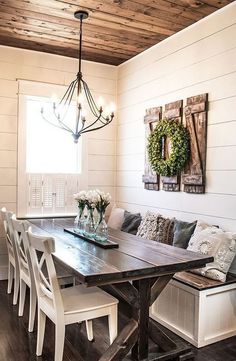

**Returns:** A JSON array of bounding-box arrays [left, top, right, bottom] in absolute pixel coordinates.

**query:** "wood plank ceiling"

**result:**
[[0, 0, 234, 66]]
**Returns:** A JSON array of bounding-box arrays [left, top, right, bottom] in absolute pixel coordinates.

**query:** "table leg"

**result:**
[[99, 276, 193, 361], [131, 279, 151, 361]]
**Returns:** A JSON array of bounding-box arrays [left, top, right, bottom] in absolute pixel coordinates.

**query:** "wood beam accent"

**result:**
[[132, 279, 150, 360], [106, 282, 139, 308], [99, 319, 138, 361], [149, 318, 177, 352], [150, 274, 174, 306]]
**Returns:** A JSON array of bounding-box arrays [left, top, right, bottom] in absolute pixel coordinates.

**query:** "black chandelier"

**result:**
[[41, 10, 115, 143]]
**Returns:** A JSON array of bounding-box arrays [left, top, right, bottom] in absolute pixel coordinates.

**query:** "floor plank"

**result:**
[[0, 280, 235, 361]]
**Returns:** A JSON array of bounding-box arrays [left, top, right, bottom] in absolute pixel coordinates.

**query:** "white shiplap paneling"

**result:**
[[116, 2, 236, 235], [0, 45, 117, 279]]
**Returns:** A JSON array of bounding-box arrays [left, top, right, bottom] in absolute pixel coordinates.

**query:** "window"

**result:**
[[26, 96, 81, 174], [18, 81, 88, 217]]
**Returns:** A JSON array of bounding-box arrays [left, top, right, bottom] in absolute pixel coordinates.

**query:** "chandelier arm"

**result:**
[[59, 79, 77, 105], [55, 81, 78, 127], [83, 82, 113, 123], [41, 113, 72, 133], [80, 120, 113, 135], [52, 106, 74, 133], [82, 81, 100, 117], [81, 114, 103, 132], [75, 104, 82, 135], [83, 81, 99, 112], [58, 117, 74, 133], [62, 79, 78, 107]]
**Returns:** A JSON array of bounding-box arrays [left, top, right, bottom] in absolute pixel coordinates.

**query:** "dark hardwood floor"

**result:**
[[0, 280, 235, 361]]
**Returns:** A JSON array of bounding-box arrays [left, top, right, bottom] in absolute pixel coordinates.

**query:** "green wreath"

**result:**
[[147, 118, 190, 177]]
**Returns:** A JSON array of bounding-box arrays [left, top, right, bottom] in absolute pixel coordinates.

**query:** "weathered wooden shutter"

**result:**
[[182, 94, 208, 193], [161, 100, 183, 192], [142, 107, 162, 190]]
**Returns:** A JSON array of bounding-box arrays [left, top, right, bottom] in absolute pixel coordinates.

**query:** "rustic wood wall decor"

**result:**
[[161, 100, 183, 192], [142, 93, 208, 194], [182, 93, 208, 194], [142, 107, 162, 191]]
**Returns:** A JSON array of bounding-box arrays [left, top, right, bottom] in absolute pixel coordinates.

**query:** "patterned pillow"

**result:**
[[156, 215, 174, 245], [136, 211, 159, 240], [193, 220, 218, 235], [187, 228, 236, 282], [136, 211, 174, 244]]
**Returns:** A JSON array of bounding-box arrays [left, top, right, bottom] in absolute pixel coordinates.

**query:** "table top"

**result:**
[[28, 217, 213, 287]]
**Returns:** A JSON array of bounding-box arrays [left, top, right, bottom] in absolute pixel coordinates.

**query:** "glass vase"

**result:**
[[84, 207, 96, 239], [95, 211, 108, 242], [74, 205, 86, 235]]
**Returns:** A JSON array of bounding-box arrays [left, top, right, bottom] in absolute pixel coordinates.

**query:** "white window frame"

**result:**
[[17, 80, 88, 218]]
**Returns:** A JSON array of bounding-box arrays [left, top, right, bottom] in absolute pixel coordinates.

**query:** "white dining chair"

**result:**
[[27, 227, 118, 361], [11, 217, 37, 332], [0, 207, 20, 305], [10, 217, 77, 333]]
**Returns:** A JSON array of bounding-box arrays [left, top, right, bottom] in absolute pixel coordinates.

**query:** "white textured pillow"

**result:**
[[193, 220, 217, 235], [136, 211, 159, 240], [187, 228, 236, 282], [107, 207, 125, 230]]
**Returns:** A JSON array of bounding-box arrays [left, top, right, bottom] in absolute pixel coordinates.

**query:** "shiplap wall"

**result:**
[[0, 46, 117, 279], [116, 3, 236, 234]]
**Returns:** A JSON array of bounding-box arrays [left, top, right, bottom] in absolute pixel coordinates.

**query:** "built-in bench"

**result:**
[[150, 271, 236, 348]]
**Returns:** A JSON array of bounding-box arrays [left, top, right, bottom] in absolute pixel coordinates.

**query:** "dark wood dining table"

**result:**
[[28, 217, 213, 361]]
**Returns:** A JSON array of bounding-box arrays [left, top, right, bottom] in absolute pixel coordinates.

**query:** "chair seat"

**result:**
[[40, 284, 118, 315], [62, 285, 118, 315]]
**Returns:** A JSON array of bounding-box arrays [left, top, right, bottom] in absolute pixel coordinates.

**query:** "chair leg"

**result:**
[[85, 320, 93, 341], [13, 268, 20, 305], [7, 262, 14, 294], [108, 305, 118, 344], [55, 322, 65, 361], [36, 308, 46, 356], [28, 286, 37, 332], [18, 279, 26, 316]]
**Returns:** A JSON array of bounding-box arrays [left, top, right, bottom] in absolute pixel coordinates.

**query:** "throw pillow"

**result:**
[[136, 211, 159, 240], [136, 211, 174, 244], [187, 228, 236, 282], [107, 206, 125, 230], [121, 210, 142, 235], [173, 219, 197, 248], [193, 220, 218, 235], [156, 215, 175, 245]]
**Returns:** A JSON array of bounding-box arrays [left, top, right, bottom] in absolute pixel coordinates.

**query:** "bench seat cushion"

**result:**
[[174, 271, 236, 291]]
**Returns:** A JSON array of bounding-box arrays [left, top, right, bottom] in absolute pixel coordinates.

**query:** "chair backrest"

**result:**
[[11, 218, 34, 284], [0, 207, 17, 262], [27, 227, 64, 314]]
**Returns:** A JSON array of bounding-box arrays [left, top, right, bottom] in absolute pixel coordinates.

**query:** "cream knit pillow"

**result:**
[[187, 227, 236, 282]]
